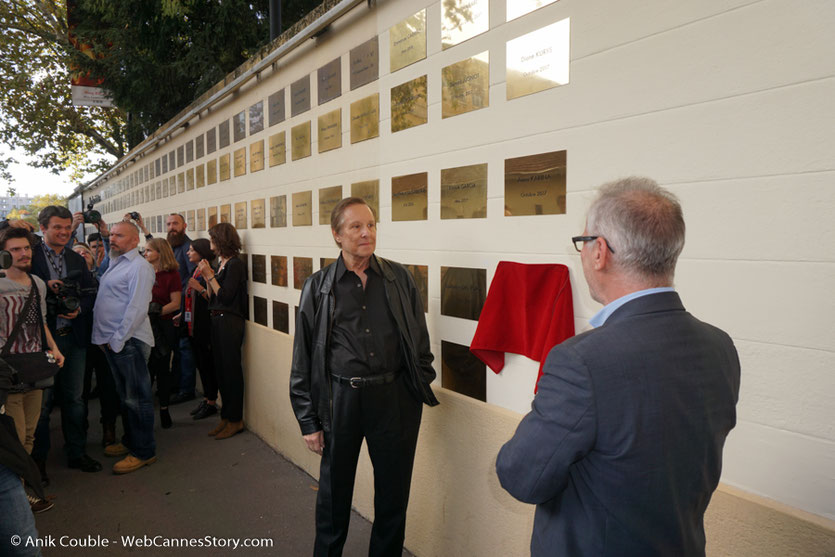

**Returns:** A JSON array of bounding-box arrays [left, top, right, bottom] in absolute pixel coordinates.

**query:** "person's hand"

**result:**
[[58, 308, 80, 320], [135, 213, 146, 231], [197, 260, 213, 279], [303, 431, 324, 455], [172, 313, 181, 326], [72, 212, 84, 231], [47, 279, 64, 293], [95, 218, 109, 238], [187, 277, 203, 291], [48, 349, 65, 368]]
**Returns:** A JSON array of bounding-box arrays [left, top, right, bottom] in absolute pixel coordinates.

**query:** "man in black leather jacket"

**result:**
[[290, 197, 438, 557]]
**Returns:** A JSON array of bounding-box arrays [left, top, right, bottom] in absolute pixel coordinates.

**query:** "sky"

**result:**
[[2, 146, 100, 199]]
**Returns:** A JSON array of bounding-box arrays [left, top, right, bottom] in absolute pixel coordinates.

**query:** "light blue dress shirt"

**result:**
[[589, 287, 676, 328], [91, 248, 155, 353]]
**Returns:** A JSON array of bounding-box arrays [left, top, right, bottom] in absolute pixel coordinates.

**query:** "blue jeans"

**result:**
[[104, 339, 155, 460], [173, 336, 197, 397], [0, 464, 41, 557], [31, 334, 88, 462]]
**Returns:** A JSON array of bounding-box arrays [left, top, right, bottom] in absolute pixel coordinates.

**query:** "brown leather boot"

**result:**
[[214, 421, 244, 440], [208, 419, 228, 436]]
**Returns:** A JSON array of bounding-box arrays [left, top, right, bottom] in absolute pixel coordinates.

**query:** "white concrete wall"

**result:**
[[88, 0, 835, 548]]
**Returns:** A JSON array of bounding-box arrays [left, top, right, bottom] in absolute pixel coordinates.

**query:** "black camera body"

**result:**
[[83, 201, 101, 224], [46, 270, 96, 317], [129, 211, 141, 221]]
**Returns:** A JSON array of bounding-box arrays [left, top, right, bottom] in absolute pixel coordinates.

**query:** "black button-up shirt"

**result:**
[[328, 256, 402, 377]]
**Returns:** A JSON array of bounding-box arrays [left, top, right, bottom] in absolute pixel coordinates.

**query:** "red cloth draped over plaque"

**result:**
[[470, 262, 575, 392]]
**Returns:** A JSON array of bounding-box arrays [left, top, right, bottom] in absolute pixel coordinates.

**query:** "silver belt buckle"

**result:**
[[349, 377, 363, 389]]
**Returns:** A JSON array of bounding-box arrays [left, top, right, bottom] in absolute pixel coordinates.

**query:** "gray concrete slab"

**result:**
[[32, 398, 413, 556]]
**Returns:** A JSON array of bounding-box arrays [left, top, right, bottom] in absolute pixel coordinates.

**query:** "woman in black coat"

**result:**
[[184, 239, 218, 420]]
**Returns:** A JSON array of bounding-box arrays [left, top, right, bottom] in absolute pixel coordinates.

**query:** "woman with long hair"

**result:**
[[184, 239, 218, 420], [198, 223, 247, 440], [144, 238, 181, 429]]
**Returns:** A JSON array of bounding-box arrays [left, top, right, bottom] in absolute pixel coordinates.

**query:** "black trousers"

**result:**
[[314, 374, 422, 557], [210, 313, 244, 422], [148, 318, 177, 407], [190, 325, 217, 401]]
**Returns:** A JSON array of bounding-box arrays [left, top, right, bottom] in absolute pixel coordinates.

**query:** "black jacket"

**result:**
[[290, 255, 438, 435]]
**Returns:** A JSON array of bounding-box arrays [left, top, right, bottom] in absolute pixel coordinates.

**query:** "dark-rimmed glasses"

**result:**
[[572, 236, 615, 253]]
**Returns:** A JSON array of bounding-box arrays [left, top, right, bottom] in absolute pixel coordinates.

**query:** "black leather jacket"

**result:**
[[290, 255, 439, 435]]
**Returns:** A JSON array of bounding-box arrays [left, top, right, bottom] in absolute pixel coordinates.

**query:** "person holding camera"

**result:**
[[144, 238, 181, 429], [30, 206, 101, 479]]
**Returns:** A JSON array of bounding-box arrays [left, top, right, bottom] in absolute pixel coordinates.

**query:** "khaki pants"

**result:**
[[4, 390, 44, 454]]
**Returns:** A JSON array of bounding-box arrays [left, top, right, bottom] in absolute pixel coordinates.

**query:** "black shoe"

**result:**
[[68, 454, 103, 473], [34, 458, 49, 487], [190, 400, 207, 416], [193, 403, 218, 420], [160, 408, 172, 429], [102, 423, 116, 447], [169, 392, 196, 405]]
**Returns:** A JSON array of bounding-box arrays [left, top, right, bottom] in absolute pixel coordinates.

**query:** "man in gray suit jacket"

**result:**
[[497, 177, 740, 557]]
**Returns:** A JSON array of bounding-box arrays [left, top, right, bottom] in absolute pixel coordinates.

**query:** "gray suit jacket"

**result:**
[[497, 292, 740, 557]]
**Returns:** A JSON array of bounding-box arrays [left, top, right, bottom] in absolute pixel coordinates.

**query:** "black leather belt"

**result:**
[[55, 327, 72, 336], [331, 371, 397, 389]]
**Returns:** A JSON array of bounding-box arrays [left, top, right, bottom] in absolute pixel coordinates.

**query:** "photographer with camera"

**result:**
[[30, 206, 102, 480]]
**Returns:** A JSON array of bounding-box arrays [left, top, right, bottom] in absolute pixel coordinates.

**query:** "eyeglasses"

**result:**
[[572, 236, 616, 253]]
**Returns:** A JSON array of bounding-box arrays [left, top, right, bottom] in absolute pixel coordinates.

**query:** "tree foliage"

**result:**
[[7, 193, 67, 227]]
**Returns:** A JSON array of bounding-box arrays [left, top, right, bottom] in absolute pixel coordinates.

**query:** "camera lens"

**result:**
[[84, 209, 101, 224]]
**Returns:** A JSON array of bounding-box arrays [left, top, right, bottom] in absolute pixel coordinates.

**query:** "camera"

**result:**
[[46, 270, 97, 317], [0, 248, 11, 278], [148, 301, 163, 316], [129, 211, 141, 221], [83, 201, 101, 224]]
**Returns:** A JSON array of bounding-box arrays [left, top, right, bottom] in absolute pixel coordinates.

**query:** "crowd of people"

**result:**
[[0, 206, 248, 524]]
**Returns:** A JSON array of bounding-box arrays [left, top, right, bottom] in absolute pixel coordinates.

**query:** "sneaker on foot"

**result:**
[[27, 493, 54, 514]]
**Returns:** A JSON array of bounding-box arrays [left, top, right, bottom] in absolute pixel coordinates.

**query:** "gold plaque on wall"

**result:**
[[504, 150, 566, 216], [208, 206, 218, 227], [292, 191, 312, 226], [318, 109, 342, 153], [219, 154, 231, 181], [269, 132, 286, 167], [162, 180, 169, 198], [177, 172, 185, 193], [404, 264, 429, 312], [350, 36, 378, 90], [251, 198, 266, 228], [220, 204, 231, 223], [392, 172, 428, 221], [250, 140, 265, 172], [293, 257, 313, 290], [270, 195, 287, 228], [320, 257, 337, 268], [273, 301, 289, 333], [291, 121, 311, 160], [442, 52, 490, 118], [317, 57, 342, 105], [234, 201, 247, 229], [508, 0, 558, 21], [507, 19, 570, 100], [290, 75, 311, 117], [196, 164, 205, 188], [234, 148, 246, 177], [442, 340, 486, 402], [391, 75, 428, 133], [251, 254, 267, 283], [441, 163, 488, 219], [318, 185, 343, 225], [186, 209, 195, 230], [351, 180, 379, 218], [169, 177, 177, 196], [270, 255, 288, 287], [186, 168, 194, 190], [197, 207, 206, 231], [350, 94, 379, 144], [441, 266, 487, 321], [441, 0, 489, 50], [389, 9, 426, 72], [206, 159, 218, 185]]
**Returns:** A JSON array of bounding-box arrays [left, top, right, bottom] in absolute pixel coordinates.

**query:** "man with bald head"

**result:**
[[92, 220, 157, 474]]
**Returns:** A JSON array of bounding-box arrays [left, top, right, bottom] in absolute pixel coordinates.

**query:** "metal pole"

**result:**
[[270, 0, 282, 41]]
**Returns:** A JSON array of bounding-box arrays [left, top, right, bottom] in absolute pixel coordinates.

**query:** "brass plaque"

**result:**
[[249, 101, 264, 135], [177, 145, 184, 167], [268, 89, 285, 126], [156, 215, 162, 231], [234, 201, 247, 229], [220, 204, 231, 224], [441, 266, 486, 321], [318, 185, 343, 225], [317, 57, 342, 105], [206, 159, 218, 185], [350, 36, 378, 90], [206, 128, 217, 154], [168, 152, 175, 171], [149, 183, 155, 201], [442, 52, 490, 118], [290, 75, 310, 117], [507, 0, 558, 21], [441, 163, 488, 219], [250, 140, 265, 173], [253, 296, 268, 326], [251, 254, 267, 284], [197, 207, 206, 231], [392, 172, 428, 221], [156, 182, 162, 199], [155, 158, 161, 176], [186, 168, 194, 190], [507, 19, 570, 100], [441, 0, 489, 50], [219, 154, 231, 181], [391, 75, 428, 132], [293, 257, 313, 290], [234, 148, 247, 177], [318, 109, 342, 153], [270, 255, 288, 287], [269, 131, 286, 167], [389, 9, 426, 72], [320, 257, 337, 269], [186, 140, 194, 163], [186, 209, 195, 230], [272, 301, 289, 334], [351, 180, 379, 218], [195, 135, 204, 159], [350, 94, 379, 144], [177, 172, 185, 193], [233, 110, 246, 143], [218, 120, 230, 149], [442, 340, 486, 402], [291, 121, 311, 160], [196, 164, 205, 188], [251, 198, 266, 229], [292, 191, 312, 226], [404, 264, 429, 312], [505, 150, 566, 216], [270, 195, 287, 228], [208, 206, 218, 227]]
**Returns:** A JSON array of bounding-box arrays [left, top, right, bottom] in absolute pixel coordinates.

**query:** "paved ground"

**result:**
[[31, 398, 412, 556]]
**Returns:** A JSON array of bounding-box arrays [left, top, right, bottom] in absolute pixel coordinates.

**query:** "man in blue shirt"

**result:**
[[92, 220, 157, 474]]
